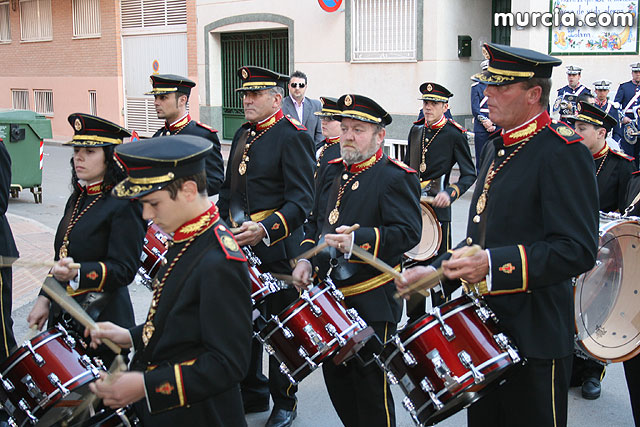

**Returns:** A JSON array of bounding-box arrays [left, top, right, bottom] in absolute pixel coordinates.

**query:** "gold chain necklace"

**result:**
[[595, 151, 608, 176], [420, 124, 445, 173], [59, 191, 104, 259], [238, 117, 283, 175], [328, 155, 382, 225]]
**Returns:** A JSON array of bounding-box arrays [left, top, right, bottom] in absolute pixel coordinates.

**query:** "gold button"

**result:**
[[473, 215, 481, 223], [251, 131, 256, 136], [466, 237, 473, 245], [497, 149, 505, 157], [342, 174, 349, 180]]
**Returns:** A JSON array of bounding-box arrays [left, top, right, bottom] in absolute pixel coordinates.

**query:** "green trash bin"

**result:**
[[0, 109, 52, 203]]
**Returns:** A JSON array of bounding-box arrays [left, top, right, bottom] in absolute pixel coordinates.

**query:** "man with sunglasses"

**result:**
[[282, 70, 323, 148]]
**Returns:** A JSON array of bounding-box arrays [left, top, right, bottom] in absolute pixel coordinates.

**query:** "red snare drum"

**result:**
[[0, 325, 105, 427], [243, 247, 287, 305], [376, 294, 521, 426], [137, 223, 170, 288], [257, 280, 374, 385]]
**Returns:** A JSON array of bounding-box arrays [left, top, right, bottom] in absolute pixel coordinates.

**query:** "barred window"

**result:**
[[20, 0, 52, 42], [351, 0, 417, 62], [11, 89, 30, 110], [0, 2, 10, 42], [73, 0, 101, 38], [121, 0, 186, 29], [34, 89, 53, 116], [89, 90, 97, 115]]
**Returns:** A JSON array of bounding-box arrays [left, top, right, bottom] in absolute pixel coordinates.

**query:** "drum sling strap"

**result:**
[[132, 238, 216, 368], [229, 129, 251, 227], [408, 125, 423, 171]]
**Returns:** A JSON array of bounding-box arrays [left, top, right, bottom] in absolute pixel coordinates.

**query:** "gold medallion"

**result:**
[[142, 321, 155, 346], [59, 240, 69, 259], [328, 208, 340, 225], [238, 161, 247, 175], [351, 181, 359, 191], [476, 192, 487, 215], [420, 163, 427, 173]]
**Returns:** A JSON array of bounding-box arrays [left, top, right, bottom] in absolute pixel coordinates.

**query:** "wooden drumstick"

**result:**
[[293, 224, 361, 264], [350, 245, 404, 281], [230, 224, 260, 234], [271, 273, 295, 285], [0, 255, 81, 269], [395, 245, 482, 299], [41, 277, 121, 354], [420, 196, 436, 204], [21, 324, 40, 343]]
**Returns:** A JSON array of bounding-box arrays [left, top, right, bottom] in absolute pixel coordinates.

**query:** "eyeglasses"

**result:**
[[290, 83, 306, 88]]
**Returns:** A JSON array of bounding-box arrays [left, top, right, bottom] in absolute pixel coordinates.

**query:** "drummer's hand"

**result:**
[[89, 371, 145, 409], [84, 322, 132, 350], [234, 221, 266, 247], [395, 266, 436, 300], [292, 260, 313, 291], [442, 247, 489, 283], [432, 191, 451, 208], [27, 296, 50, 330], [623, 116, 632, 124], [52, 257, 79, 282], [325, 226, 354, 254]]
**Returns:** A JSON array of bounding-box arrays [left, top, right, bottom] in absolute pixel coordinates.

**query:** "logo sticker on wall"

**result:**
[[152, 60, 160, 74], [318, 0, 342, 12]]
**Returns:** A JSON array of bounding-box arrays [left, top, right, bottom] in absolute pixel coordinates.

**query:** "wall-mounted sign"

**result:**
[[152, 60, 160, 73], [318, 0, 342, 13]]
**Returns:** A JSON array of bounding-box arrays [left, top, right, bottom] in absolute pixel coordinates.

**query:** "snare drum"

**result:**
[[70, 406, 139, 427], [376, 294, 521, 426], [0, 325, 105, 427], [405, 200, 442, 261], [574, 213, 640, 363], [137, 223, 170, 289], [243, 246, 287, 305], [257, 279, 374, 385]]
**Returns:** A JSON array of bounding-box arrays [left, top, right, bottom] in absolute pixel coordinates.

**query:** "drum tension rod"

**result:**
[[432, 307, 455, 341]]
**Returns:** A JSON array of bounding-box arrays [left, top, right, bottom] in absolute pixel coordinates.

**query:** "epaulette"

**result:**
[[195, 121, 218, 133], [388, 157, 417, 173], [611, 149, 635, 161], [213, 223, 246, 262], [328, 157, 343, 164], [413, 117, 425, 125], [285, 115, 308, 131], [448, 118, 467, 133], [548, 121, 583, 144]]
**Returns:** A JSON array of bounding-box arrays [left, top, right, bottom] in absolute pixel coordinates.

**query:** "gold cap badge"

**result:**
[[344, 95, 353, 107], [426, 84, 433, 92], [241, 68, 249, 79], [74, 118, 82, 132], [482, 46, 490, 59]]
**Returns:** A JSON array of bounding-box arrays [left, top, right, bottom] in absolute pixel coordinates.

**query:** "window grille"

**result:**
[[73, 0, 101, 38], [11, 90, 30, 110], [20, 0, 52, 42], [121, 0, 186, 29], [89, 90, 97, 115], [34, 89, 54, 116], [0, 2, 10, 42]]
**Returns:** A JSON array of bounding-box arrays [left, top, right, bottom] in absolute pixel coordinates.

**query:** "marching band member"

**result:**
[[27, 113, 145, 366], [87, 135, 252, 425], [292, 94, 421, 427], [398, 44, 599, 427], [217, 66, 315, 427], [614, 63, 640, 167]]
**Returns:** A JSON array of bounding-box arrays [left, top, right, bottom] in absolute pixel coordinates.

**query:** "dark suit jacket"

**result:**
[[282, 95, 323, 147], [0, 140, 17, 258]]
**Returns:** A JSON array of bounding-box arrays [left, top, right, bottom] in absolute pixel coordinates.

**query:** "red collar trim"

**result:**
[[173, 203, 220, 243], [167, 114, 191, 132], [501, 111, 551, 147], [595, 99, 608, 108], [256, 109, 284, 131], [429, 115, 447, 129], [593, 144, 609, 159], [345, 148, 383, 173], [86, 182, 103, 195], [326, 136, 340, 145]]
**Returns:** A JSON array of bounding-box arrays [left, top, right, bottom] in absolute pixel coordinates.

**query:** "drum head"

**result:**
[[405, 201, 442, 261], [575, 220, 640, 362]]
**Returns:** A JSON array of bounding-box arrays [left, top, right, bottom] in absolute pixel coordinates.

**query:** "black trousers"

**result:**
[[570, 354, 605, 386], [322, 321, 396, 427], [406, 221, 451, 324], [624, 353, 640, 426], [241, 258, 299, 411], [0, 267, 15, 363], [468, 355, 572, 427]]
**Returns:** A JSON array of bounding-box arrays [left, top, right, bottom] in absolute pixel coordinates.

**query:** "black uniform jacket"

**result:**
[[436, 112, 599, 359], [154, 114, 224, 197], [404, 116, 476, 222], [51, 182, 145, 327], [626, 170, 640, 216], [0, 140, 17, 258], [593, 144, 635, 213], [218, 109, 316, 265], [300, 148, 422, 324], [130, 205, 252, 426]]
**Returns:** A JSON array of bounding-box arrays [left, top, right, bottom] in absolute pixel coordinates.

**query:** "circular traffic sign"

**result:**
[[318, 0, 342, 12]]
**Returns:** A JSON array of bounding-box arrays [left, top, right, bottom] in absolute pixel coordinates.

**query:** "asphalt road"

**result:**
[[6, 143, 637, 427]]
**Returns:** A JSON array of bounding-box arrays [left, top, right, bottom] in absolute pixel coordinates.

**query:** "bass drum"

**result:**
[[405, 200, 442, 261], [574, 213, 640, 363]]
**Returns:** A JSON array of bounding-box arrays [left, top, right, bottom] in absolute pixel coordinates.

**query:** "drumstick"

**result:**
[[41, 276, 121, 354], [351, 245, 404, 281], [395, 245, 482, 299], [420, 196, 436, 204], [271, 273, 295, 285], [0, 256, 81, 269], [230, 224, 259, 234], [21, 324, 39, 343], [294, 224, 361, 263]]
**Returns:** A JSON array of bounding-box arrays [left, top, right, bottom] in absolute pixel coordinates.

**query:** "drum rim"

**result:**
[[405, 200, 442, 261], [1, 330, 63, 375]]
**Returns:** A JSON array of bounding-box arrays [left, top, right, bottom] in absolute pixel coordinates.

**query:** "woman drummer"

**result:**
[[27, 113, 145, 365]]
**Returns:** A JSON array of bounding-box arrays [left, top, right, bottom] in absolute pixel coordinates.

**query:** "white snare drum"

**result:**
[[405, 200, 442, 261], [574, 212, 640, 363]]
